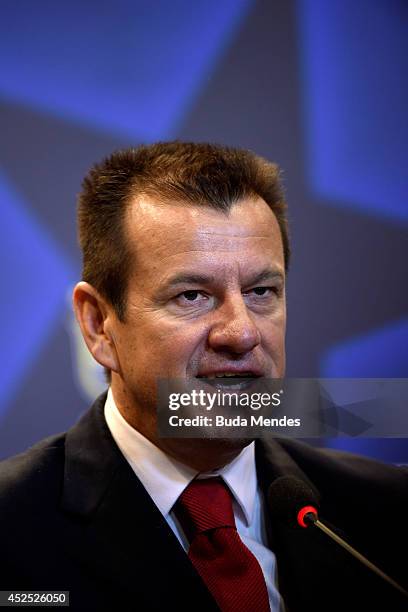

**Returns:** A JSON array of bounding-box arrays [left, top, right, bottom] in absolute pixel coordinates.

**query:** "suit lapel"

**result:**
[[61, 395, 218, 611]]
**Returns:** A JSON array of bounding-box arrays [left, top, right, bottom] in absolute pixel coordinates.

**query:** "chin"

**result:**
[[207, 437, 254, 450]]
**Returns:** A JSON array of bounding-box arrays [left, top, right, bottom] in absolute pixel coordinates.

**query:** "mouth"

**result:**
[[195, 372, 262, 390]]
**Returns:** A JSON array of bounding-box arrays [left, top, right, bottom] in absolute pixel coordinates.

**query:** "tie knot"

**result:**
[[176, 477, 235, 539]]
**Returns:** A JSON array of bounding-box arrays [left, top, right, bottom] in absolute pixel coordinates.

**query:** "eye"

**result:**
[[245, 286, 276, 298], [252, 287, 271, 296], [181, 290, 202, 301], [175, 290, 210, 305]]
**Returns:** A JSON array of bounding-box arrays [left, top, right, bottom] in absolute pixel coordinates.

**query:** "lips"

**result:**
[[196, 367, 263, 379], [194, 368, 264, 392], [197, 372, 260, 379]]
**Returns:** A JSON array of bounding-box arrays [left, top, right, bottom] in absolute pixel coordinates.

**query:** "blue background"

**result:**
[[1, 0, 407, 462]]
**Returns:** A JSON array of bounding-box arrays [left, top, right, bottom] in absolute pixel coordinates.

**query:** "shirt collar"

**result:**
[[104, 388, 257, 525]]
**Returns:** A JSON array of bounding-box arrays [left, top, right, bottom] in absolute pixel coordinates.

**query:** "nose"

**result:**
[[207, 296, 261, 355]]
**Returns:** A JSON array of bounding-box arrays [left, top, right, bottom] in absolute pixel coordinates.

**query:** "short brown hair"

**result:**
[[78, 141, 290, 320]]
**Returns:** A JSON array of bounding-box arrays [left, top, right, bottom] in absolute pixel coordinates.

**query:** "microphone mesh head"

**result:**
[[267, 476, 319, 527]]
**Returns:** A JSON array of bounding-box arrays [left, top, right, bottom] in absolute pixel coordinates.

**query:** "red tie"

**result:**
[[176, 477, 270, 612]]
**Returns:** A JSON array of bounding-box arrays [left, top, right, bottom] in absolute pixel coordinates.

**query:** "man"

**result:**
[[0, 142, 406, 611]]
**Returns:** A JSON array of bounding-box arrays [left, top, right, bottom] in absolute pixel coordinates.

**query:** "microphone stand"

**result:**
[[304, 512, 408, 599]]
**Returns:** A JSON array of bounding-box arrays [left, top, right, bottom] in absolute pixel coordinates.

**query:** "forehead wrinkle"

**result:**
[[144, 246, 283, 275], [196, 228, 277, 238], [149, 234, 281, 262]]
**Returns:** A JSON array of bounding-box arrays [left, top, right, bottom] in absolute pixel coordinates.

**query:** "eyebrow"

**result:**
[[247, 269, 285, 285], [163, 269, 284, 290], [164, 273, 216, 288]]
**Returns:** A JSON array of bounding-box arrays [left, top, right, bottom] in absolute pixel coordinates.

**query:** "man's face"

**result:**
[[110, 195, 286, 439]]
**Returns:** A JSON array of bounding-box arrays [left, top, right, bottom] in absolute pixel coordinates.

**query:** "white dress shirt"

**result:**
[[104, 388, 283, 611]]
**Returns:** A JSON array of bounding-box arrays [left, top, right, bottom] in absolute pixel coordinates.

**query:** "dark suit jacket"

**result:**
[[0, 394, 407, 611]]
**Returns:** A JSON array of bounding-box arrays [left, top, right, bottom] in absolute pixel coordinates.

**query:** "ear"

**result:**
[[72, 282, 120, 373]]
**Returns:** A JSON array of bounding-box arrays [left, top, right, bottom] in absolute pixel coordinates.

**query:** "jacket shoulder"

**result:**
[[0, 434, 66, 511], [275, 437, 408, 505]]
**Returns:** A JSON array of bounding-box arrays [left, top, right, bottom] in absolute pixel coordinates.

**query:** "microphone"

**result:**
[[268, 475, 407, 599]]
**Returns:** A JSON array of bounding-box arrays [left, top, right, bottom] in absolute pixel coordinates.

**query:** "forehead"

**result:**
[[125, 195, 284, 279]]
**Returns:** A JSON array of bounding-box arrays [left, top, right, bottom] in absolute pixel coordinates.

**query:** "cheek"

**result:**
[[260, 313, 286, 345], [167, 322, 208, 355], [146, 320, 210, 368]]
